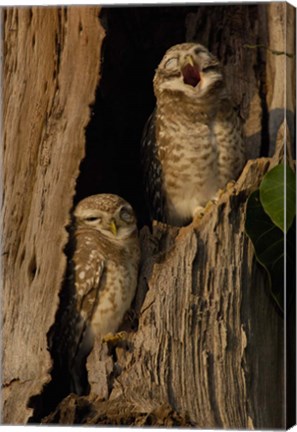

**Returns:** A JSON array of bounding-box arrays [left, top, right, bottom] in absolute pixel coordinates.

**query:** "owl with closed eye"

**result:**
[[141, 43, 245, 226], [54, 194, 140, 395]]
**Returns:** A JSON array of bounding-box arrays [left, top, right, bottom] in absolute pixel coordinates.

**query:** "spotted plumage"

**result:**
[[141, 42, 245, 226], [58, 194, 140, 395]]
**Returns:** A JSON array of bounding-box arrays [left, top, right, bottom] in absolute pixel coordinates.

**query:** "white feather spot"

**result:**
[[79, 271, 85, 280]]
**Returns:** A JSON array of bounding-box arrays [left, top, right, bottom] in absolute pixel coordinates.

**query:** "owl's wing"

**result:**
[[68, 234, 106, 392], [73, 232, 106, 324], [48, 230, 106, 395], [141, 109, 167, 223]]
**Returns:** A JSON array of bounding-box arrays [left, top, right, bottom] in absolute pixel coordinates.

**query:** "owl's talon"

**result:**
[[213, 181, 236, 202], [226, 179, 236, 191], [102, 331, 127, 344], [205, 199, 216, 212], [193, 207, 205, 222]]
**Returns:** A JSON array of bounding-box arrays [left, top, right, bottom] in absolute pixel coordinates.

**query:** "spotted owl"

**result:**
[[141, 43, 245, 226], [56, 194, 140, 395]]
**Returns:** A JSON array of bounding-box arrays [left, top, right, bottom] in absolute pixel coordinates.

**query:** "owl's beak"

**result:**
[[110, 219, 117, 236], [183, 54, 194, 67]]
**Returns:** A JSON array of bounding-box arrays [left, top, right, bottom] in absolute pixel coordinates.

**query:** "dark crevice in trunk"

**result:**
[[257, 42, 270, 157]]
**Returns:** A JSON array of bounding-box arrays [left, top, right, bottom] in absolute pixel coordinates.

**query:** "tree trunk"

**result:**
[[2, 6, 104, 423], [85, 153, 285, 429], [2, 3, 295, 427]]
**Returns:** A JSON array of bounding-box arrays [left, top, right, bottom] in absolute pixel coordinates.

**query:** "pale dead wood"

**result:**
[[2, 6, 104, 423], [266, 2, 295, 156]]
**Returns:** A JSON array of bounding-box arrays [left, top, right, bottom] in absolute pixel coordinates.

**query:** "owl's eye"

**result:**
[[85, 216, 101, 223], [119, 206, 133, 223], [164, 57, 178, 70], [202, 64, 218, 73]]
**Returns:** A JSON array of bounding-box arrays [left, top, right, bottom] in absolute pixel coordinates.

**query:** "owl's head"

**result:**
[[154, 43, 224, 101], [74, 194, 137, 241]]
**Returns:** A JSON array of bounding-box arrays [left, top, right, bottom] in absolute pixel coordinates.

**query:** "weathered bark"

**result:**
[[266, 2, 296, 158], [2, 6, 104, 423], [2, 2, 295, 428]]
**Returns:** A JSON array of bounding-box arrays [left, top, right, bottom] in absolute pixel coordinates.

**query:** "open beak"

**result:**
[[181, 55, 201, 87], [110, 219, 117, 236]]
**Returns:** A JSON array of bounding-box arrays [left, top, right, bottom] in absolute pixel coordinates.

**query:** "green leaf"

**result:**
[[245, 190, 284, 311], [286, 218, 296, 309], [259, 163, 296, 233]]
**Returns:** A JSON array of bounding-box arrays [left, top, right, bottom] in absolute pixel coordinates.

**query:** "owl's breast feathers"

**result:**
[[156, 98, 244, 223]]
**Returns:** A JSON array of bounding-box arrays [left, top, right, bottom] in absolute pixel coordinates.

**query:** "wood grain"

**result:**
[[2, 6, 104, 423]]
